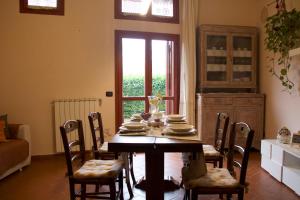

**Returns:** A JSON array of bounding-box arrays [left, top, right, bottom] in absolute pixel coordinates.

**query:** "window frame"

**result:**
[[20, 0, 64, 16], [114, 0, 179, 24], [115, 30, 180, 129]]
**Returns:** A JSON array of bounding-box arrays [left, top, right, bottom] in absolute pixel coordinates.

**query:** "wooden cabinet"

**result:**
[[196, 93, 264, 149], [197, 25, 258, 92]]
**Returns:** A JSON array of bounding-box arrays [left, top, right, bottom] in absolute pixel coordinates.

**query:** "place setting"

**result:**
[[165, 114, 187, 124], [118, 121, 149, 136], [162, 124, 196, 136]]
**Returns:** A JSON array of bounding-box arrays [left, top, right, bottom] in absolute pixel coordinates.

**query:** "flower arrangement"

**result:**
[[148, 92, 163, 114]]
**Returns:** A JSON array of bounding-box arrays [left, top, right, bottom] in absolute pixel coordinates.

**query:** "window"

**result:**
[[20, 0, 64, 15], [115, 0, 179, 23], [115, 30, 180, 128]]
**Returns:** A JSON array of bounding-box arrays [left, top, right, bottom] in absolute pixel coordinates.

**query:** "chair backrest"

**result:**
[[88, 112, 104, 159], [214, 112, 229, 155], [60, 120, 86, 176], [227, 122, 254, 185]]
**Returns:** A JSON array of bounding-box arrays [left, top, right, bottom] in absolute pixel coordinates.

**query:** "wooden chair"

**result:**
[[88, 112, 134, 198], [203, 112, 229, 168], [183, 122, 254, 200], [60, 120, 124, 200]]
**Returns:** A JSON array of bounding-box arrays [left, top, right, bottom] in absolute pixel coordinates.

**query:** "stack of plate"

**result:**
[[164, 124, 196, 136], [119, 122, 148, 136], [130, 114, 143, 122], [166, 114, 187, 124]]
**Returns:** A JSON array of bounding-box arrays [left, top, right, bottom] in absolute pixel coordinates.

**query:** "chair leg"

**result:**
[[191, 190, 197, 200], [129, 153, 137, 185], [238, 191, 244, 200], [69, 181, 75, 200], [125, 168, 134, 198], [213, 161, 217, 168], [109, 182, 116, 200], [81, 183, 86, 200], [219, 157, 223, 168], [184, 189, 190, 200], [226, 194, 232, 200], [95, 184, 100, 192], [119, 171, 124, 200]]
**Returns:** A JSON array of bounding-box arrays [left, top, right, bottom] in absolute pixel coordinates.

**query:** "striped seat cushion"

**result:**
[[74, 159, 124, 179], [184, 168, 239, 189], [203, 144, 220, 157], [99, 142, 108, 152]]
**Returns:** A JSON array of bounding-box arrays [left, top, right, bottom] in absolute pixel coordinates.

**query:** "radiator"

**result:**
[[53, 98, 100, 153]]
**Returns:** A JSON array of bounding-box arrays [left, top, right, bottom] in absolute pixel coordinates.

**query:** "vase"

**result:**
[[148, 96, 159, 114]]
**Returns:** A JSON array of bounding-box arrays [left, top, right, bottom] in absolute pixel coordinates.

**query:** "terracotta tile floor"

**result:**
[[0, 152, 299, 200]]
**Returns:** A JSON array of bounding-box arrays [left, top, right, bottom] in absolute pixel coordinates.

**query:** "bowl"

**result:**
[[122, 122, 146, 130], [167, 124, 194, 132], [132, 113, 142, 120], [167, 114, 185, 121]]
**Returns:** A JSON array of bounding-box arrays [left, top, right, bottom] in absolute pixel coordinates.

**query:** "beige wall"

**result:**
[[1, 0, 300, 155], [0, 0, 179, 155], [257, 0, 300, 138]]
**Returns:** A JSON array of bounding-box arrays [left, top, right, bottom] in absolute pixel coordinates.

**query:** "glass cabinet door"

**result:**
[[232, 36, 253, 83], [205, 34, 228, 83]]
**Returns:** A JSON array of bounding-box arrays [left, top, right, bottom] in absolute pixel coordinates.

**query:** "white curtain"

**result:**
[[179, 0, 199, 125]]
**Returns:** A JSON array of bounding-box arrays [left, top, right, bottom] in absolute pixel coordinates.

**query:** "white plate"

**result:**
[[119, 126, 148, 132], [119, 132, 147, 136], [122, 122, 146, 130], [166, 118, 186, 122], [164, 128, 197, 136], [167, 124, 194, 132], [167, 114, 185, 120]]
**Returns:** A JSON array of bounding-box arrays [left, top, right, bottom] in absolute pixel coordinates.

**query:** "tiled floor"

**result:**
[[0, 152, 299, 200]]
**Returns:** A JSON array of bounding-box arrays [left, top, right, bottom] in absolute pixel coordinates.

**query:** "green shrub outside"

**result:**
[[123, 75, 166, 119]]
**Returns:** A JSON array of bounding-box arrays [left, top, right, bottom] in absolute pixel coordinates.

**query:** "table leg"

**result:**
[[145, 151, 164, 200]]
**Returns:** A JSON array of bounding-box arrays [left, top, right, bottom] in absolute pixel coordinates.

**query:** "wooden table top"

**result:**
[[108, 134, 203, 153]]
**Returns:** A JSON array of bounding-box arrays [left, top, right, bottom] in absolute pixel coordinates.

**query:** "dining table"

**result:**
[[108, 129, 203, 200]]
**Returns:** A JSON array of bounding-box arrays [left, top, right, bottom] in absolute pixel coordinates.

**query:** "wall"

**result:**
[[257, 0, 300, 138], [198, 0, 260, 26], [0, 0, 179, 155]]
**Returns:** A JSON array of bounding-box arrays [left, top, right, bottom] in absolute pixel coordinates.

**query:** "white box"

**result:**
[[282, 166, 300, 195], [261, 155, 282, 181]]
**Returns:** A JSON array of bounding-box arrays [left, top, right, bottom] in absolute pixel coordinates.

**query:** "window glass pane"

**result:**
[[123, 101, 145, 121], [152, 40, 174, 97], [232, 36, 252, 82], [206, 35, 227, 81], [122, 38, 145, 97], [152, 0, 173, 17], [159, 100, 174, 114], [122, 0, 151, 15], [152, 40, 167, 96], [28, 0, 57, 8]]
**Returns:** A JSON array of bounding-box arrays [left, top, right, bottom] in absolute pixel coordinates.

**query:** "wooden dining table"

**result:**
[[108, 134, 203, 200]]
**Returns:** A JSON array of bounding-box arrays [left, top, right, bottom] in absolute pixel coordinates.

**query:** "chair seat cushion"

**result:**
[[203, 145, 220, 157], [99, 142, 108, 152], [184, 168, 239, 189], [74, 159, 124, 179]]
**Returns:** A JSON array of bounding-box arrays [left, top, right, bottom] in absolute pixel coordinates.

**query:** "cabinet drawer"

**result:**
[[282, 166, 300, 195], [271, 144, 284, 165], [261, 155, 282, 181], [203, 97, 232, 105], [233, 98, 263, 106], [261, 140, 271, 158]]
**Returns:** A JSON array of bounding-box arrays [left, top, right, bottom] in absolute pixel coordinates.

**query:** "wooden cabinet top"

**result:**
[[196, 93, 265, 98]]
